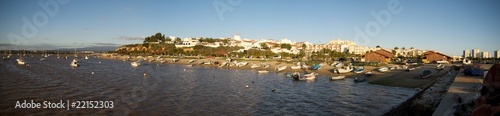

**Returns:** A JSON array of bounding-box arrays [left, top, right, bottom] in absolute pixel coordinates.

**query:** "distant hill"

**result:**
[[55, 46, 118, 52]]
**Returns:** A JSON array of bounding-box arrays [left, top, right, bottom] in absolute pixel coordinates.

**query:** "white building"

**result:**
[[463, 50, 471, 58], [233, 34, 241, 41], [482, 52, 490, 58], [472, 48, 480, 58], [175, 37, 200, 48]]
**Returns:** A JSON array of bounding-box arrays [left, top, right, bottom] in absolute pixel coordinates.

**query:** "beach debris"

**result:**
[[246, 85, 249, 88], [272, 88, 276, 92]]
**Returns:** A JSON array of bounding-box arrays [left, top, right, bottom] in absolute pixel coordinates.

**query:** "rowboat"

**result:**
[[290, 65, 302, 70], [365, 71, 373, 76], [131, 61, 140, 67], [292, 72, 317, 81], [219, 62, 228, 67], [264, 64, 270, 69], [187, 59, 196, 64], [171, 58, 179, 62], [436, 64, 445, 70], [275, 66, 287, 72], [330, 76, 345, 81], [335, 66, 353, 74], [251, 64, 260, 68], [258, 70, 269, 74], [420, 70, 432, 79], [378, 67, 389, 72], [353, 67, 364, 73]]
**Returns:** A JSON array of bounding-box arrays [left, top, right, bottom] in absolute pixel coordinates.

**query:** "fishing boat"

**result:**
[[264, 64, 270, 69], [311, 64, 321, 70], [171, 58, 179, 62], [290, 65, 302, 70], [251, 64, 260, 68], [437, 64, 445, 70], [85, 56, 89, 60], [335, 66, 353, 74], [420, 70, 432, 79], [353, 66, 365, 73], [188, 59, 196, 64], [378, 67, 389, 72], [237, 62, 248, 67], [292, 72, 317, 81], [332, 62, 343, 68], [354, 77, 366, 82], [365, 71, 373, 77], [275, 66, 287, 72], [70, 59, 79, 67], [258, 70, 269, 74], [186, 64, 193, 67], [406, 67, 415, 72], [219, 62, 228, 67], [131, 61, 140, 67], [330, 76, 345, 81]]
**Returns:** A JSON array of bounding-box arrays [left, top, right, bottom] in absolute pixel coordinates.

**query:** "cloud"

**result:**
[[115, 36, 145, 41]]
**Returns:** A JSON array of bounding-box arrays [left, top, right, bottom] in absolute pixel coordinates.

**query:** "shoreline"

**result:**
[[98, 54, 452, 89]]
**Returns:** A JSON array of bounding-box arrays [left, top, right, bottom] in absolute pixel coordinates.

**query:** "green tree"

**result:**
[[376, 45, 381, 49], [175, 37, 182, 43], [280, 44, 292, 50], [260, 43, 269, 49]]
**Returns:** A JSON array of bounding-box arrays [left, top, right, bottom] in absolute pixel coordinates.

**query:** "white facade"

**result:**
[[463, 50, 471, 58], [472, 48, 480, 58], [482, 52, 490, 58]]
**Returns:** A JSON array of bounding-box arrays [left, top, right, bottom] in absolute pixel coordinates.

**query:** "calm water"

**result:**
[[0, 55, 416, 115]]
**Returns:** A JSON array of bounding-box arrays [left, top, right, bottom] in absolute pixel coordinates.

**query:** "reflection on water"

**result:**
[[0, 55, 416, 115]]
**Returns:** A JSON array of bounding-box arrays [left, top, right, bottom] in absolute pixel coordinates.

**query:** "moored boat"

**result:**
[[70, 59, 79, 67], [275, 66, 287, 72], [330, 76, 345, 81], [420, 70, 432, 79], [436, 64, 445, 70], [365, 71, 373, 76], [290, 65, 302, 70], [353, 66, 364, 73], [335, 66, 353, 74], [378, 67, 389, 72], [258, 70, 269, 74], [251, 64, 260, 68], [131, 61, 140, 67]]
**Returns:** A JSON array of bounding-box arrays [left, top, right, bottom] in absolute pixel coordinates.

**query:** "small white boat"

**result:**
[[237, 62, 248, 67], [292, 72, 317, 80], [17, 58, 26, 65], [365, 71, 373, 76], [188, 59, 196, 64], [290, 65, 302, 70], [251, 64, 260, 68], [186, 64, 193, 67], [275, 66, 287, 72], [463, 58, 472, 65], [171, 59, 179, 62], [335, 66, 353, 74], [258, 70, 269, 74], [378, 67, 389, 72], [406, 67, 415, 71], [131, 61, 141, 67], [39, 58, 45, 61], [330, 76, 345, 80], [436, 64, 445, 70], [264, 64, 270, 69], [219, 62, 228, 67], [70, 59, 79, 67], [85, 56, 89, 60]]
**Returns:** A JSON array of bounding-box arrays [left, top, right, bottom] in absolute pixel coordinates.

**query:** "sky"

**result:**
[[0, 0, 499, 56]]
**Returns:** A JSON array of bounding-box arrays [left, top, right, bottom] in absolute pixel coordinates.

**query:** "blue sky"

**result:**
[[1, 0, 499, 56]]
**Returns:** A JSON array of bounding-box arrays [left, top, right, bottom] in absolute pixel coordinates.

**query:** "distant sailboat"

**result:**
[[70, 59, 79, 67], [17, 46, 26, 65]]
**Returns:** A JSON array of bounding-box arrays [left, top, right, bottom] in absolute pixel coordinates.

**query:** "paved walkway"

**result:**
[[432, 75, 483, 116]]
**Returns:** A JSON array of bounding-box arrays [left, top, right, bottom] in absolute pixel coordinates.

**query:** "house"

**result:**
[[422, 51, 451, 63], [362, 49, 394, 63]]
